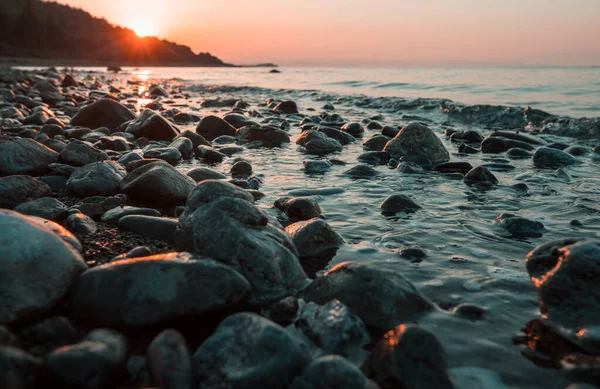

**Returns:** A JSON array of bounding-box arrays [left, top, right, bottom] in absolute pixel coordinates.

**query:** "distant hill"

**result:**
[[0, 0, 235, 67]]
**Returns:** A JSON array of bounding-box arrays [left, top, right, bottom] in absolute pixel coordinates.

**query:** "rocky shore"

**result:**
[[1, 66, 600, 389]]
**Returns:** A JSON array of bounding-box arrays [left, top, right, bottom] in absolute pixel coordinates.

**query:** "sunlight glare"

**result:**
[[132, 20, 155, 38]]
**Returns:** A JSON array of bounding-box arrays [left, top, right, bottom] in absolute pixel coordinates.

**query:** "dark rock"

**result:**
[[23, 111, 50, 125], [29, 216, 83, 252], [0, 346, 42, 389], [45, 329, 128, 389], [186, 167, 226, 182], [231, 160, 253, 177], [285, 218, 344, 258], [526, 239, 600, 329], [464, 166, 498, 185], [457, 143, 480, 154], [192, 312, 310, 389], [40, 124, 64, 137], [120, 161, 195, 207], [399, 246, 428, 260], [274, 100, 299, 114], [118, 215, 178, 244], [275, 196, 322, 221], [450, 130, 483, 143], [169, 137, 194, 159], [290, 355, 379, 389], [195, 115, 236, 141], [14, 197, 68, 220], [364, 325, 453, 389], [396, 162, 426, 174], [0, 210, 87, 324], [117, 152, 143, 167], [70, 98, 135, 132], [481, 137, 535, 153], [363, 135, 390, 151], [507, 147, 533, 158], [494, 213, 545, 237], [66, 213, 98, 235], [0, 138, 59, 176], [43, 138, 67, 153], [196, 145, 225, 163], [62, 74, 78, 88], [74, 195, 126, 218], [143, 147, 182, 166], [236, 125, 290, 147], [15, 316, 80, 356], [451, 303, 486, 320], [380, 195, 421, 214], [564, 145, 590, 156], [0, 175, 52, 209], [317, 126, 356, 145], [212, 135, 237, 144], [358, 151, 391, 165], [126, 109, 179, 141], [67, 161, 126, 196], [383, 123, 449, 164], [297, 130, 343, 155], [533, 147, 579, 168], [382, 126, 400, 138], [342, 165, 379, 179], [341, 122, 365, 137], [174, 130, 210, 149], [433, 161, 473, 175], [100, 136, 130, 152], [38, 175, 68, 191], [48, 163, 77, 176], [489, 130, 546, 146], [148, 84, 169, 97], [147, 329, 192, 389], [303, 160, 333, 173], [70, 253, 250, 327], [302, 262, 433, 333], [261, 296, 300, 327], [59, 140, 109, 166], [101, 206, 161, 225]]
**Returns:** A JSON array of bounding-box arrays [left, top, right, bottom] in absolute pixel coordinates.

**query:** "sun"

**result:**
[[132, 20, 155, 38]]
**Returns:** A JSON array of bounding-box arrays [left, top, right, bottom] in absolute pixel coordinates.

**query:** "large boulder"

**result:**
[[70, 98, 135, 131], [0, 210, 87, 324], [59, 140, 109, 166], [0, 175, 52, 209], [192, 313, 311, 389], [195, 115, 236, 141], [67, 161, 126, 197], [526, 238, 600, 330], [120, 161, 195, 206], [69, 252, 250, 327], [383, 123, 449, 164], [301, 262, 433, 334], [126, 109, 180, 141], [0, 138, 59, 176], [175, 180, 308, 304]]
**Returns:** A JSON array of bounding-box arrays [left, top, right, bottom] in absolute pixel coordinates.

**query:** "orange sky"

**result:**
[[56, 0, 600, 66]]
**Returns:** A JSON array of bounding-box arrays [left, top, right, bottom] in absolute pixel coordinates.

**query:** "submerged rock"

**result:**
[[342, 164, 379, 179], [0, 176, 52, 209], [380, 194, 421, 214], [193, 312, 310, 389], [383, 123, 449, 164], [274, 100, 299, 114], [304, 159, 333, 173], [0, 210, 87, 324], [69, 252, 250, 327], [0, 138, 59, 176], [464, 166, 499, 185], [533, 147, 580, 169], [494, 213, 545, 237], [70, 98, 135, 131]]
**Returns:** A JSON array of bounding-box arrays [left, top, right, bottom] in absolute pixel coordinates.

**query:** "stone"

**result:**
[[450, 130, 483, 143], [143, 147, 182, 166], [489, 130, 546, 145], [169, 137, 194, 159], [297, 130, 343, 155], [74, 196, 126, 218], [70, 98, 135, 131], [224, 112, 255, 128], [0, 138, 59, 176], [274, 100, 299, 114], [15, 316, 80, 356], [303, 159, 333, 173], [358, 151, 391, 165], [458, 143, 480, 154], [0, 210, 87, 324], [147, 329, 192, 389], [14, 197, 68, 220], [195, 115, 236, 141], [116, 151, 143, 167], [275, 196, 322, 221], [192, 313, 310, 388], [286, 218, 344, 258], [70, 253, 250, 327], [290, 356, 379, 389], [342, 165, 379, 179], [380, 195, 421, 214], [101, 206, 161, 225], [100, 136, 130, 152], [66, 213, 98, 235], [45, 329, 128, 389], [464, 166, 499, 185], [62, 74, 79, 88], [0, 175, 52, 209], [175, 180, 308, 304], [67, 161, 126, 197], [59, 140, 109, 166], [341, 122, 365, 137], [302, 262, 433, 334], [494, 213, 545, 237], [507, 147, 533, 158], [29, 217, 83, 252], [533, 147, 580, 169], [40, 124, 64, 137], [148, 84, 169, 97], [318, 126, 356, 145], [236, 125, 291, 147], [196, 145, 225, 163], [481, 137, 535, 153], [363, 135, 390, 151], [43, 138, 67, 153], [564, 145, 590, 156], [364, 325, 453, 389], [174, 130, 210, 148], [383, 123, 449, 164], [433, 161, 473, 175], [120, 161, 195, 207], [126, 109, 179, 141], [118, 215, 178, 244], [186, 167, 226, 182], [0, 346, 42, 389]]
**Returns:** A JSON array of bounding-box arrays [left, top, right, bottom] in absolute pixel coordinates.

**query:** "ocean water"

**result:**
[[22, 65, 600, 387]]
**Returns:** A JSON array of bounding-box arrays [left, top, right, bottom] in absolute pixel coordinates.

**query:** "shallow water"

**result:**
[[54, 66, 600, 387]]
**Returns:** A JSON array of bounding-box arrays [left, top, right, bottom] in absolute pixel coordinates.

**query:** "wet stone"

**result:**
[[290, 355, 379, 389], [533, 147, 580, 169], [494, 213, 545, 237], [343, 164, 379, 179], [380, 194, 421, 214]]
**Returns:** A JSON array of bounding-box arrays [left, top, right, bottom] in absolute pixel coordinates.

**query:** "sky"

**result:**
[[55, 0, 600, 66]]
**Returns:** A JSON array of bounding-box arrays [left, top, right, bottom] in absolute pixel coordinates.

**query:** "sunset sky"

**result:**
[[55, 0, 600, 66]]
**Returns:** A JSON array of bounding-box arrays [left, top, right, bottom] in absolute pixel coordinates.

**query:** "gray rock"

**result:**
[[14, 197, 68, 220], [148, 84, 169, 97], [212, 135, 237, 144], [274, 100, 299, 114], [100, 136, 130, 152], [48, 162, 77, 176], [358, 151, 391, 165], [74, 195, 126, 218], [464, 166, 499, 185], [297, 130, 343, 155], [186, 167, 226, 182], [126, 109, 179, 141], [0, 175, 52, 209], [192, 312, 310, 388], [196, 145, 225, 162], [67, 213, 98, 235], [507, 147, 533, 158], [450, 130, 483, 143], [275, 196, 322, 221], [118, 215, 178, 244], [143, 147, 182, 166], [290, 355, 379, 389], [488, 130, 545, 145], [101, 206, 161, 225], [147, 329, 192, 389], [564, 145, 590, 156], [70, 98, 135, 132], [380, 195, 421, 214], [45, 329, 128, 389], [0, 138, 59, 175], [396, 162, 426, 174], [67, 161, 126, 197], [481, 137, 535, 153], [236, 125, 291, 147], [364, 325, 453, 389], [0, 210, 87, 324], [116, 152, 143, 167], [318, 126, 356, 145], [363, 135, 391, 151], [341, 122, 365, 137], [342, 165, 379, 179], [195, 115, 236, 141], [0, 346, 42, 389], [302, 262, 433, 334], [533, 147, 580, 168], [169, 137, 194, 159], [174, 130, 210, 148], [433, 161, 473, 175], [303, 160, 333, 173], [59, 139, 109, 166], [231, 160, 253, 177], [28, 216, 83, 252], [286, 218, 344, 258], [495, 213, 545, 237], [70, 253, 250, 327], [175, 180, 308, 304], [120, 161, 195, 206], [383, 123, 449, 164]]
